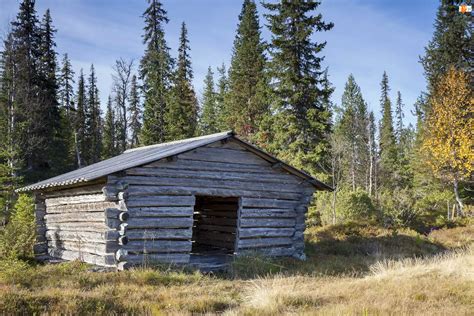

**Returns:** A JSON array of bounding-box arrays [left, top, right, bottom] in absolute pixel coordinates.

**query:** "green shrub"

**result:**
[[0, 194, 35, 259], [337, 188, 376, 222]]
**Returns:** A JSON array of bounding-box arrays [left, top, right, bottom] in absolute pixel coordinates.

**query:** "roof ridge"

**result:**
[[123, 130, 234, 153]]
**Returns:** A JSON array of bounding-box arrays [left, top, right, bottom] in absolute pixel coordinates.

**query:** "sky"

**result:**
[[0, 0, 439, 126]]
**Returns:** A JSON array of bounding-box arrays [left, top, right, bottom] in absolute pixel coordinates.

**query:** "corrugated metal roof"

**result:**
[[17, 131, 331, 192]]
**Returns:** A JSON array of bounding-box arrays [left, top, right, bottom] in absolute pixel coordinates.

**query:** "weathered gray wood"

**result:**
[[127, 206, 194, 217], [124, 240, 192, 253], [126, 195, 195, 207], [45, 194, 106, 207], [120, 253, 190, 265], [239, 227, 295, 238], [126, 168, 301, 184], [126, 228, 192, 240], [241, 198, 300, 209], [45, 230, 119, 242], [102, 185, 119, 201], [238, 246, 296, 257], [146, 158, 267, 173], [240, 209, 296, 218], [42, 183, 105, 198], [126, 185, 302, 200], [46, 201, 117, 213], [126, 217, 193, 229], [46, 222, 111, 231], [49, 240, 119, 254], [179, 147, 270, 166], [44, 212, 104, 223], [238, 237, 293, 248], [34, 243, 48, 254], [48, 248, 116, 266], [240, 218, 295, 228], [122, 176, 302, 193]]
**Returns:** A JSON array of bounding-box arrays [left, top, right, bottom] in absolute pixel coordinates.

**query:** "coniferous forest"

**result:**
[[0, 0, 473, 314]]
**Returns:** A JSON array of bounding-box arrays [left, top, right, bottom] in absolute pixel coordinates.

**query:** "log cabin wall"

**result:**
[[36, 183, 124, 267], [109, 139, 315, 267]]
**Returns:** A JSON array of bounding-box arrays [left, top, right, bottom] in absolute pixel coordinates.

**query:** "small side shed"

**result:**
[[18, 131, 331, 269]]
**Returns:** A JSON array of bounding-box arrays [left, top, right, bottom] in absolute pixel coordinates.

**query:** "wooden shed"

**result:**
[[18, 131, 331, 270]]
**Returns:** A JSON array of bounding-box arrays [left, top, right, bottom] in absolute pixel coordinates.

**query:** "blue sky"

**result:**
[[0, 0, 439, 126]]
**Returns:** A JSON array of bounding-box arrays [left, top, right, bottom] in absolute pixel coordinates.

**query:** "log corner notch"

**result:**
[[34, 194, 50, 262], [291, 188, 316, 261], [104, 180, 130, 270]]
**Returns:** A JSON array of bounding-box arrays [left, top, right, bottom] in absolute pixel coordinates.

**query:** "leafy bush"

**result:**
[[336, 188, 377, 222], [0, 194, 35, 259]]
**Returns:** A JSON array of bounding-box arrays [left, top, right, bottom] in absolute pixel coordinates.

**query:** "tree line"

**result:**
[[0, 0, 472, 231]]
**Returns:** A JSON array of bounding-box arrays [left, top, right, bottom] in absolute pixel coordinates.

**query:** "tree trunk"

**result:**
[[453, 176, 464, 216]]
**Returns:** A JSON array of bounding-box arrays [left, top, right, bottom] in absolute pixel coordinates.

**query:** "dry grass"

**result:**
[[0, 223, 472, 314]]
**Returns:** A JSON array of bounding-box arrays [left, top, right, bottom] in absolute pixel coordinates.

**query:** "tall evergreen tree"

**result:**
[[128, 75, 142, 148], [334, 74, 370, 191], [199, 67, 219, 134], [395, 91, 404, 144], [140, 0, 173, 145], [261, 0, 333, 175], [378, 71, 397, 188], [215, 63, 229, 130], [420, 0, 472, 98], [226, 0, 269, 139], [167, 22, 198, 140], [112, 58, 133, 152], [75, 70, 86, 167], [58, 53, 75, 116], [367, 111, 377, 196], [85, 64, 102, 164], [102, 96, 117, 159]]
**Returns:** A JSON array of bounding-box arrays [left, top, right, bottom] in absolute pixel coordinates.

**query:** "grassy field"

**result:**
[[0, 222, 472, 315]]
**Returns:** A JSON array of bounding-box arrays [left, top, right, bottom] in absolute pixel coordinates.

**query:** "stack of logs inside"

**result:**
[[192, 196, 238, 254]]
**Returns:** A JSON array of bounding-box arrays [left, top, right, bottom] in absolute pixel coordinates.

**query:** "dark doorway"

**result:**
[[191, 196, 239, 256]]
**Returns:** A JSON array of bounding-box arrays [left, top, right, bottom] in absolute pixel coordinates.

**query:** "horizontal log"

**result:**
[[124, 185, 302, 201], [46, 201, 117, 214], [194, 239, 235, 249], [122, 176, 302, 194], [44, 212, 104, 223], [126, 168, 301, 185], [42, 183, 105, 198], [124, 240, 192, 253], [179, 147, 270, 166], [242, 198, 300, 209], [48, 240, 119, 254], [45, 194, 106, 207], [146, 158, 267, 173], [45, 230, 119, 242], [239, 227, 295, 238], [126, 195, 195, 207], [46, 222, 114, 231], [240, 209, 296, 218], [34, 243, 47, 254], [120, 253, 190, 266], [240, 218, 295, 228], [127, 206, 194, 217], [196, 211, 237, 218], [238, 246, 296, 257], [238, 237, 293, 249], [48, 248, 116, 266], [126, 228, 192, 240], [127, 217, 193, 229]]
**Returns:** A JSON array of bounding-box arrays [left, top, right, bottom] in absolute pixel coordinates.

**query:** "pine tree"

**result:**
[[367, 111, 377, 196], [261, 0, 334, 175], [75, 70, 86, 167], [378, 71, 397, 188], [140, 0, 173, 145], [395, 91, 404, 144], [420, 0, 472, 97], [85, 65, 102, 164], [199, 67, 219, 134], [102, 96, 117, 159], [58, 53, 75, 116], [128, 74, 142, 148], [226, 0, 269, 139], [167, 22, 198, 140]]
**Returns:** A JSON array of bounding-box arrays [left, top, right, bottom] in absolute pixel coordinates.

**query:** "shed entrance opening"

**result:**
[[191, 196, 239, 257]]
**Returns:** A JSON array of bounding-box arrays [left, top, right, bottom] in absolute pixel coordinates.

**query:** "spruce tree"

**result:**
[[140, 0, 173, 145], [85, 64, 102, 164], [367, 111, 377, 196], [74, 70, 87, 167], [378, 71, 397, 188], [58, 53, 75, 116], [420, 0, 472, 97], [199, 67, 219, 134], [112, 58, 133, 152], [102, 96, 117, 158], [215, 63, 229, 130], [128, 74, 142, 148], [262, 0, 333, 175], [226, 0, 269, 138], [395, 91, 404, 144], [167, 22, 198, 140]]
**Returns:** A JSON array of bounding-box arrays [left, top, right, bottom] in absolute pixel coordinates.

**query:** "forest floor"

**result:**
[[0, 222, 472, 315]]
